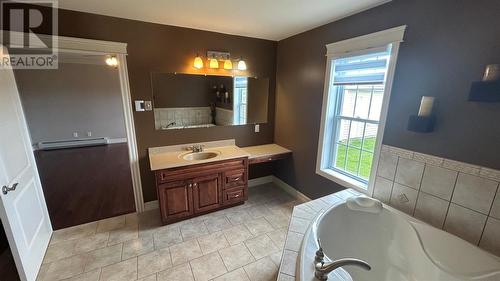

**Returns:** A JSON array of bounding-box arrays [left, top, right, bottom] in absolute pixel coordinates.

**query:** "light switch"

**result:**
[[73, 132, 78, 138], [254, 124, 260, 133], [135, 100, 145, 112], [87, 131, 92, 137]]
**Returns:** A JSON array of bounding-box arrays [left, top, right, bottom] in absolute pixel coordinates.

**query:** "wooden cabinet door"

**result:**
[[158, 180, 193, 223], [192, 174, 222, 213]]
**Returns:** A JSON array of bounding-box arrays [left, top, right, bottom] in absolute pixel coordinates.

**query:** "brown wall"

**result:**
[[275, 0, 500, 198], [45, 9, 277, 202]]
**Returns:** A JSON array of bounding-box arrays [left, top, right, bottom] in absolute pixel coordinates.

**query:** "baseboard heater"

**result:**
[[37, 137, 109, 151]]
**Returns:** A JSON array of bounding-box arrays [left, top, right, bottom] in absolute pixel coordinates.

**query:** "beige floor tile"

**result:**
[[180, 222, 209, 240], [203, 216, 232, 233], [124, 213, 139, 226], [99, 257, 137, 281], [197, 231, 229, 254], [264, 213, 291, 229], [269, 250, 283, 266], [96, 216, 126, 233], [62, 269, 100, 281], [157, 263, 194, 281], [137, 248, 172, 278], [227, 210, 252, 226], [243, 256, 278, 281], [51, 222, 97, 245], [189, 252, 227, 281], [84, 244, 123, 272], [43, 239, 77, 264], [213, 268, 250, 281], [267, 228, 287, 249], [244, 218, 275, 236], [74, 232, 110, 254], [107, 224, 138, 246], [153, 226, 183, 249], [39, 254, 87, 281], [137, 274, 157, 281], [244, 234, 279, 259], [222, 225, 253, 246], [122, 237, 154, 260], [245, 205, 272, 219], [169, 239, 203, 266], [218, 243, 255, 271]]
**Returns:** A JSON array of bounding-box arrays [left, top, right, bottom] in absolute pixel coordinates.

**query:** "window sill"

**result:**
[[316, 168, 368, 194]]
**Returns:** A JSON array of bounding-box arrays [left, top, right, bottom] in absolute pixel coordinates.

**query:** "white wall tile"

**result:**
[[394, 158, 425, 190], [480, 168, 500, 182], [490, 192, 500, 220], [444, 204, 487, 244], [443, 159, 481, 176], [451, 173, 498, 214], [479, 217, 500, 257], [377, 151, 398, 180], [373, 177, 393, 203], [414, 192, 449, 229], [389, 183, 418, 215], [420, 165, 458, 201], [413, 152, 443, 166]]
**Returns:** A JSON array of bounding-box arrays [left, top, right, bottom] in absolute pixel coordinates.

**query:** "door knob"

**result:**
[[2, 183, 18, 195]]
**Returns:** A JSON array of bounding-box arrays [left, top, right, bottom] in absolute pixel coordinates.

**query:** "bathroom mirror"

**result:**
[[151, 73, 269, 130]]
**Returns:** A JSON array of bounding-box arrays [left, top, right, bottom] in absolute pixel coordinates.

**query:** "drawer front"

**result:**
[[223, 187, 245, 204], [225, 169, 246, 188]]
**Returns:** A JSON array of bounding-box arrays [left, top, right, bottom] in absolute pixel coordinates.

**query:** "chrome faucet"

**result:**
[[187, 144, 205, 153], [314, 243, 371, 281]]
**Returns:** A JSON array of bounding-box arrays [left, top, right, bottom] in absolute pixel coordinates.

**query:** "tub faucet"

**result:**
[[314, 245, 371, 281]]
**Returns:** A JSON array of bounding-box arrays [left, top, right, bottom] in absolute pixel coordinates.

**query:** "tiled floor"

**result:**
[[37, 183, 304, 281]]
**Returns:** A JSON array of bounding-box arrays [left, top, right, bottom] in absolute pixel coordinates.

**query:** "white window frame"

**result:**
[[316, 25, 406, 195]]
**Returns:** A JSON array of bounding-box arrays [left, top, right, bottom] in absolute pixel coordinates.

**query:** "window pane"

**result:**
[[337, 119, 350, 145], [334, 143, 347, 170], [353, 86, 372, 119], [359, 151, 374, 180], [338, 86, 356, 117], [348, 121, 365, 149], [346, 147, 361, 175], [368, 85, 384, 121], [362, 124, 378, 152]]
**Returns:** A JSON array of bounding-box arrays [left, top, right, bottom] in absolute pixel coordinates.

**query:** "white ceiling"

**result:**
[[58, 0, 391, 41]]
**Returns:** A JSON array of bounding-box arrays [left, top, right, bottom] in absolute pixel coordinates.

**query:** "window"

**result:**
[[233, 76, 248, 125], [316, 26, 406, 193]]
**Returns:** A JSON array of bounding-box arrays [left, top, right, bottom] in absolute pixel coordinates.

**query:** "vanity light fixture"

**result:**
[[237, 57, 247, 71], [209, 57, 219, 69], [223, 56, 233, 70], [193, 54, 204, 69], [105, 55, 118, 67]]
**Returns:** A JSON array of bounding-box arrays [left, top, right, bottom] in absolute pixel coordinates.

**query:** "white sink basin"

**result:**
[[182, 151, 220, 161]]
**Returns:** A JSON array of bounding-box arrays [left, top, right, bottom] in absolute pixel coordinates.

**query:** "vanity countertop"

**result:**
[[149, 140, 292, 171], [149, 140, 250, 171]]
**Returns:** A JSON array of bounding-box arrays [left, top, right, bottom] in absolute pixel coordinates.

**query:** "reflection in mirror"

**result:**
[[151, 73, 269, 130]]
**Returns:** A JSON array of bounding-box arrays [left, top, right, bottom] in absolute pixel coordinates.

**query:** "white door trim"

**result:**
[[1, 32, 145, 212]]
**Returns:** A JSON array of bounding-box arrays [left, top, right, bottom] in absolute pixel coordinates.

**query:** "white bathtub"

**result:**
[[298, 196, 500, 281]]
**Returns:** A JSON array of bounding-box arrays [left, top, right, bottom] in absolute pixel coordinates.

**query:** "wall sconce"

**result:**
[[407, 96, 436, 133], [237, 57, 247, 71], [469, 64, 500, 102], [193, 54, 204, 69], [105, 55, 118, 67]]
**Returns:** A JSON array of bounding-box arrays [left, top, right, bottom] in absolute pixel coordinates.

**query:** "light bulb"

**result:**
[[209, 58, 219, 69], [237, 59, 247, 71], [223, 59, 233, 70], [105, 56, 118, 67], [193, 55, 203, 69]]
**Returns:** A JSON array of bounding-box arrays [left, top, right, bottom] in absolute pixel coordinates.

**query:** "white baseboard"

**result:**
[[248, 175, 274, 187], [144, 175, 310, 210], [270, 176, 311, 202], [144, 200, 159, 211]]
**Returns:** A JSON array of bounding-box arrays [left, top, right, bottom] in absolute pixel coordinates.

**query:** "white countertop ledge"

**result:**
[[149, 139, 250, 171]]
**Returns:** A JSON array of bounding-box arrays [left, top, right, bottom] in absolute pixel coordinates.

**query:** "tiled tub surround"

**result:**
[[37, 183, 304, 281], [154, 107, 213, 129], [373, 145, 500, 255], [215, 107, 234, 126]]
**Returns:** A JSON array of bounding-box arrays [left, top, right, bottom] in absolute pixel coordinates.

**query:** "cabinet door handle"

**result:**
[[193, 183, 197, 187], [188, 183, 192, 187], [234, 194, 240, 198], [234, 177, 240, 181]]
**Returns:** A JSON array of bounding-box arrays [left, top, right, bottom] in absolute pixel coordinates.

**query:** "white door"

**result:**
[[0, 47, 52, 281]]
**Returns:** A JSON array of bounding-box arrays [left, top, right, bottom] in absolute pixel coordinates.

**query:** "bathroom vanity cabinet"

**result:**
[[154, 157, 248, 224]]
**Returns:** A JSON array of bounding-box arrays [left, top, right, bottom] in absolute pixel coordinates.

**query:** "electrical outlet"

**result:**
[[73, 132, 78, 138], [144, 101, 153, 111], [87, 131, 92, 137], [254, 124, 260, 133]]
